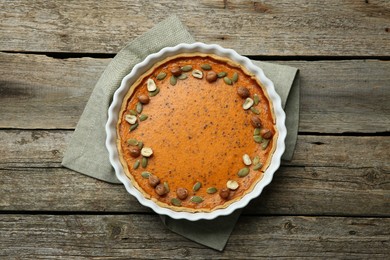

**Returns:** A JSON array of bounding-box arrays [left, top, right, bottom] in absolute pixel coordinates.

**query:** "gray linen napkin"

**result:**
[[62, 15, 299, 251]]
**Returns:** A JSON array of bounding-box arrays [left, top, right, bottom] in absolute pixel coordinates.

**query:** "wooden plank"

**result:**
[[1, 130, 389, 169], [0, 214, 388, 258], [1, 0, 389, 55], [1, 166, 388, 216], [1, 53, 389, 132]]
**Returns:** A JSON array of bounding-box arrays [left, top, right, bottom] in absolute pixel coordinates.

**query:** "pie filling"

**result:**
[[117, 53, 277, 212]]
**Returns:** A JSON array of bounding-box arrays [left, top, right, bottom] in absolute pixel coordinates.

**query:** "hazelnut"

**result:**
[[148, 175, 160, 187], [206, 71, 217, 83], [176, 187, 188, 200], [237, 87, 250, 98], [138, 94, 150, 104], [250, 116, 262, 128], [170, 66, 182, 77], [260, 128, 273, 139], [129, 147, 141, 158], [155, 184, 167, 196], [219, 188, 230, 199]]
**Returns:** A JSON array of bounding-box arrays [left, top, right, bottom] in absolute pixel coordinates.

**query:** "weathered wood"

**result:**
[[1, 130, 389, 169], [0, 214, 388, 258], [1, 0, 389, 55], [1, 53, 389, 132], [1, 166, 388, 216]]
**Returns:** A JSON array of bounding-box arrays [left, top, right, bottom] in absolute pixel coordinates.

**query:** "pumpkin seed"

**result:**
[[262, 139, 270, 150], [242, 154, 252, 166], [127, 138, 138, 146], [223, 77, 232, 85], [170, 75, 177, 86], [139, 114, 148, 121], [243, 98, 254, 110], [227, 180, 239, 190], [253, 135, 262, 143], [137, 141, 144, 149], [141, 157, 148, 168], [136, 102, 143, 114], [147, 78, 157, 92], [217, 71, 227, 78], [193, 181, 202, 191], [232, 72, 238, 82], [128, 109, 138, 116], [181, 65, 192, 72], [190, 196, 204, 203], [125, 114, 137, 125], [201, 64, 212, 70], [238, 167, 250, 177], [164, 181, 170, 193], [141, 147, 153, 157], [177, 73, 188, 80], [207, 187, 218, 194], [254, 128, 261, 136], [141, 171, 151, 179], [133, 160, 140, 169], [156, 72, 167, 80], [192, 69, 203, 79], [254, 94, 260, 105], [253, 163, 263, 171], [253, 156, 260, 165], [250, 107, 260, 115], [171, 198, 182, 206], [148, 87, 160, 97], [129, 123, 139, 131]]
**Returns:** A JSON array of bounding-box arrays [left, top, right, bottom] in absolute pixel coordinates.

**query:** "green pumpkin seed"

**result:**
[[253, 156, 260, 165], [254, 94, 260, 105], [129, 123, 139, 131], [201, 64, 212, 70], [156, 72, 167, 80], [137, 141, 144, 149], [262, 139, 270, 150], [207, 187, 218, 194], [250, 107, 260, 115], [217, 71, 227, 78], [141, 157, 148, 168], [170, 75, 177, 86], [141, 171, 151, 178], [253, 135, 262, 143], [136, 102, 143, 114], [164, 182, 170, 193], [133, 160, 140, 169], [127, 139, 138, 146], [190, 196, 204, 203], [177, 73, 188, 80], [171, 198, 182, 206], [232, 72, 238, 83], [193, 181, 202, 191], [139, 114, 148, 121], [223, 77, 232, 85], [129, 109, 138, 116], [181, 65, 192, 72], [254, 128, 261, 136], [238, 167, 250, 177], [148, 87, 160, 97], [253, 163, 263, 171]]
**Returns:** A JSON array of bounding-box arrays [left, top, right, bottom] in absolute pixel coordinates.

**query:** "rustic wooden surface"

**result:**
[[1, 0, 389, 258]]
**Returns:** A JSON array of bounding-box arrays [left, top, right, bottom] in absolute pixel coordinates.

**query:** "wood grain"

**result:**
[[0, 214, 388, 258], [0, 130, 389, 215], [1, 1, 389, 55], [1, 53, 389, 132]]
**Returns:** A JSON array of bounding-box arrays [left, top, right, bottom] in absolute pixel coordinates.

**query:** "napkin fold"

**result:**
[[62, 15, 299, 251]]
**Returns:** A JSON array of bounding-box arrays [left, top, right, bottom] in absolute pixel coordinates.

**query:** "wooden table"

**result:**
[[1, 1, 389, 258]]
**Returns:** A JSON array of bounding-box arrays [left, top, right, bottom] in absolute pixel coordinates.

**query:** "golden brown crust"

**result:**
[[116, 53, 278, 213]]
